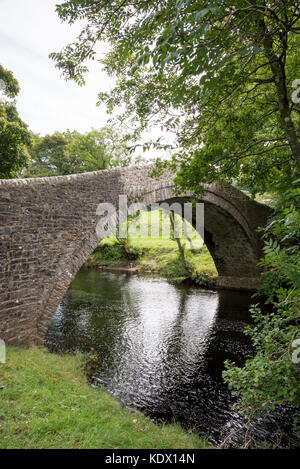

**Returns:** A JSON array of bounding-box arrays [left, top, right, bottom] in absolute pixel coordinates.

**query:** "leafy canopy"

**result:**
[[0, 64, 31, 179], [0, 64, 20, 98], [24, 127, 132, 177], [51, 0, 300, 194]]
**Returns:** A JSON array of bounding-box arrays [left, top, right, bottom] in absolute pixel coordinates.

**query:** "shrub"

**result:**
[[223, 190, 300, 434]]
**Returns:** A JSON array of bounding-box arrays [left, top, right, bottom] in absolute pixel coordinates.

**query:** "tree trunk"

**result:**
[[169, 211, 186, 269], [261, 21, 300, 172], [116, 226, 131, 256], [184, 220, 195, 250]]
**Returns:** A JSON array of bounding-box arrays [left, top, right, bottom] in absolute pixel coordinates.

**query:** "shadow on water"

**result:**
[[45, 267, 299, 448]]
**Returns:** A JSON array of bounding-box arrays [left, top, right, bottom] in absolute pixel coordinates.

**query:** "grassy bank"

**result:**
[[87, 209, 217, 285], [87, 237, 217, 285], [0, 347, 210, 449]]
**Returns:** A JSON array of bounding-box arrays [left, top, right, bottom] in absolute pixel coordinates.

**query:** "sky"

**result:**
[[0, 0, 113, 135]]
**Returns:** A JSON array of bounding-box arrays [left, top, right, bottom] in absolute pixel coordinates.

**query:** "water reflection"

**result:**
[[46, 267, 299, 448]]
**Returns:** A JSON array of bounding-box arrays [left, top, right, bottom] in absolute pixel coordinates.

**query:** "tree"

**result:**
[[50, 0, 300, 194], [25, 127, 132, 177], [169, 210, 188, 271], [0, 64, 20, 98], [0, 64, 31, 179], [25, 133, 73, 177], [64, 127, 132, 172]]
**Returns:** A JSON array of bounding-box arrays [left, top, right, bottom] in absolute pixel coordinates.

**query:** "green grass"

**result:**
[[132, 238, 216, 277], [0, 347, 210, 449], [87, 237, 217, 283], [87, 209, 217, 285]]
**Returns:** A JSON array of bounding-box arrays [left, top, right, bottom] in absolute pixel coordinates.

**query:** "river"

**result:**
[[45, 267, 299, 448]]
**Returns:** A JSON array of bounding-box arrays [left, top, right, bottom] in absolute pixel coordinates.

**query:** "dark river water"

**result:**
[[45, 267, 299, 448]]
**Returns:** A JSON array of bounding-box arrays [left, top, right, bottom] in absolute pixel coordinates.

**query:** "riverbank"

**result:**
[[0, 347, 210, 449], [86, 237, 217, 287]]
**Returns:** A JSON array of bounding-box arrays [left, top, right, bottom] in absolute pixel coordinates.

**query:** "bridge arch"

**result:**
[[0, 166, 271, 346]]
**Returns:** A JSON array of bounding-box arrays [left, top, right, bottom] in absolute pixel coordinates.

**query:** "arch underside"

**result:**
[[151, 195, 263, 285], [203, 202, 261, 278]]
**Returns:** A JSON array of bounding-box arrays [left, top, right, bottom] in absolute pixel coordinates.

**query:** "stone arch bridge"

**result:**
[[0, 166, 271, 346]]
